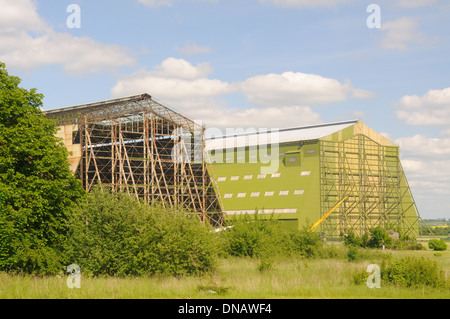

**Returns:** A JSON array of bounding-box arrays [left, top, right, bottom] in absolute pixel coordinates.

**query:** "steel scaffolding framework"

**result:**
[[320, 134, 420, 238], [46, 94, 223, 225]]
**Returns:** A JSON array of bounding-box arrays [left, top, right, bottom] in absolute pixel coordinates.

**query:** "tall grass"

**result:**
[[1, 250, 449, 299]]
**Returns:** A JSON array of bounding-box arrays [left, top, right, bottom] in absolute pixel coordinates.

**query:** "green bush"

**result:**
[[288, 231, 322, 258], [382, 256, 447, 288], [64, 188, 218, 277], [347, 246, 359, 262], [392, 239, 423, 250], [344, 229, 363, 247], [221, 214, 323, 259], [344, 227, 423, 251], [367, 226, 393, 248], [222, 214, 284, 258], [428, 239, 447, 251]]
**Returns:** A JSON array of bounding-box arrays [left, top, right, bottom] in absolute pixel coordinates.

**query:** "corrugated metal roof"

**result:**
[[205, 120, 358, 150]]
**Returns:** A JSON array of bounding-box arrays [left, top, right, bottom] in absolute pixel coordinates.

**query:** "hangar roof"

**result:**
[[205, 120, 359, 150]]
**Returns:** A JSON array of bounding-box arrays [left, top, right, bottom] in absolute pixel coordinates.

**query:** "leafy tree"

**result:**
[[0, 62, 84, 274], [367, 226, 393, 248]]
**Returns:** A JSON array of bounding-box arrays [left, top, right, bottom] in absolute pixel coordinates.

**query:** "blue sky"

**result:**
[[1, 0, 449, 219]]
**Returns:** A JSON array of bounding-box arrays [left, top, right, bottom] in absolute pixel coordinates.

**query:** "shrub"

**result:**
[[428, 239, 447, 251], [345, 229, 374, 248], [222, 214, 286, 258], [221, 214, 323, 259], [344, 227, 423, 250], [343, 229, 370, 248], [288, 231, 322, 258], [344, 229, 362, 247], [258, 258, 275, 272], [392, 239, 423, 250], [64, 188, 218, 277], [382, 256, 447, 288], [347, 246, 359, 262], [316, 244, 346, 259]]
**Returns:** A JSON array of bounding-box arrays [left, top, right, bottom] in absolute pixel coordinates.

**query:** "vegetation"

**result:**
[[428, 239, 448, 251], [381, 256, 447, 288], [64, 187, 218, 277], [0, 252, 448, 299], [220, 213, 353, 269], [0, 62, 84, 275], [420, 219, 450, 237], [343, 226, 423, 250]]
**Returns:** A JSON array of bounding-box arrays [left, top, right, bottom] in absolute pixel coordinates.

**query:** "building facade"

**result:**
[[46, 94, 422, 238], [205, 120, 421, 238]]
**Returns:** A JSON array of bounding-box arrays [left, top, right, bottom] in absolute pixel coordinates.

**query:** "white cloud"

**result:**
[[396, 87, 450, 126], [0, 0, 136, 75], [239, 72, 374, 107], [258, 0, 355, 8], [401, 158, 450, 194], [111, 58, 325, 129], [154, 57, 213, 79], [397, 134, 450, 213], [111, 58, 377, 129], [380, 17, 427, 50], [0, 0, 48, 33], [111, 58, 232, 103], [396, 134, 450, 157], [111, 58, 236, 121], [202, 105, 322, 130], [175, 42, 212, 55]]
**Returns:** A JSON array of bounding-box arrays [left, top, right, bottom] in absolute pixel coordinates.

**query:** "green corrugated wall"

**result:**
[[207, 141, 322, 231]]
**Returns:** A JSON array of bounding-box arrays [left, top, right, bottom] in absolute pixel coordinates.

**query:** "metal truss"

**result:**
[[47, 94, 223, 225], [320, 134, 421, 238]]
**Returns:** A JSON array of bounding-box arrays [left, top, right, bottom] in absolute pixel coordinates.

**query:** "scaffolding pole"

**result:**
[[320, 134, 420, 238]]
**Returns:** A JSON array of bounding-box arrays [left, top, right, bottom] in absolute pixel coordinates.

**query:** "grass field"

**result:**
[[1, 243, 449, 299]]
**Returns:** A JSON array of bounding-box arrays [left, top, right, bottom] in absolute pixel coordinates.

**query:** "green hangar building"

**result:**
[[46, 94, 423, 239], [205, 119, 422, 238]]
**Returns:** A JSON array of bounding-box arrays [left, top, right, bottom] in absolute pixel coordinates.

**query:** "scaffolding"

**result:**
[[320, 134, 420, 238], [46, 94, 223, 225]]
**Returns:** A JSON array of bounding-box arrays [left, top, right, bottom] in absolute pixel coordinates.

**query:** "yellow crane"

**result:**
[[307, 195, 349, 233]]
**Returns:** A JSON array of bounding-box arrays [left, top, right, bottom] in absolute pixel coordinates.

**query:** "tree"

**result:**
[[0, 62, 85, 274], [367, 226, 393, 248]]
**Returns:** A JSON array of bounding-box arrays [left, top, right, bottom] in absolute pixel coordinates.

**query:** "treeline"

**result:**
[[420, 225, 450, 237], [343, 227, 424, 250]]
